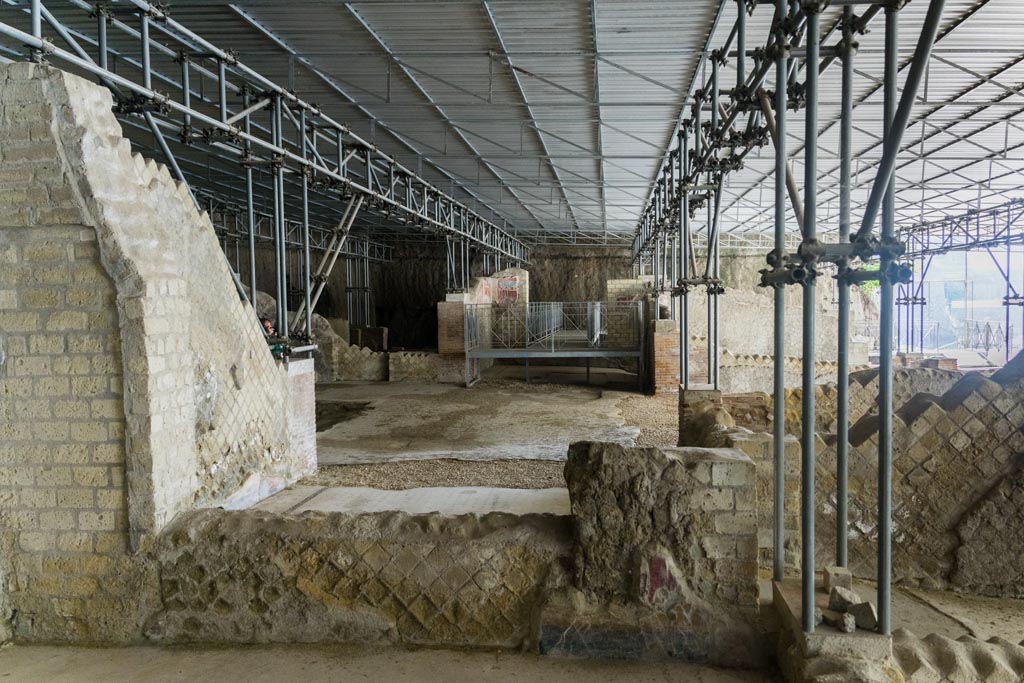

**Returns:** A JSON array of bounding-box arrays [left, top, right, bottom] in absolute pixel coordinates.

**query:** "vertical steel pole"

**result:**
[[682, 130, 691, 390], [772, 0, 788, 585], [244, 94, 257, 312], [139, 11, 151, 90], [273, 95, 287, 336], [96, 9, 108, 72], [1006, 240, 1011, 363], [712, 184, 722, 390], [301, 109, 312, 338], [218, 59, 228, 123], [30, 0, 41, 62], [736, 0, 746, 91], [670, 236, 678, 320], [346, 257, 353, 323], [877, 4, 898, 638], [654, 232, 661, 312], [363, 252, 370, 326], [181, 58, 193, 134], [836, 5, 853, 569], [708, 55, 719, 387], [801, 6, 820, 635]]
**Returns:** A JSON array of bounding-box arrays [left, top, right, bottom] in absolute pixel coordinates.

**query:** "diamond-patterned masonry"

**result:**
[[149, 509, 570, 647]]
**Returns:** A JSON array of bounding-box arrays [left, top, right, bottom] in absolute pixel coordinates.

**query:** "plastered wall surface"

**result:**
[[0, 64, 313, 641]]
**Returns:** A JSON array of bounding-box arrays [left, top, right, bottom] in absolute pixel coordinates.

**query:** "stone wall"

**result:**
[[388, 352, 441, 382], [148, 509, 569, 647], [626, 256, 877, 391], [952, 466, 1024, 598], [0, 64, 313, 641], [530, 246, 631, 302], [676, 391, 802, 574], [553, 442, 766, 665], [814, 354, 1024, 595]]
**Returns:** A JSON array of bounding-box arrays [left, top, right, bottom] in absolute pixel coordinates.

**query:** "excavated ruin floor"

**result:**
[[314, 379, 640, 465], [305, 378, 677, 489], [0, 645, 781, 682]]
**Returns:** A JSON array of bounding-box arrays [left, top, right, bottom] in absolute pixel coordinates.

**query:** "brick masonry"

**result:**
[[0, 63, 313, 641], [650, 318, 681, 395]]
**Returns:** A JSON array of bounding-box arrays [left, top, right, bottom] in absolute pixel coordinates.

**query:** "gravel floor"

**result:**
[[616, 393, 679, 448], [303, 458, 565, 490]]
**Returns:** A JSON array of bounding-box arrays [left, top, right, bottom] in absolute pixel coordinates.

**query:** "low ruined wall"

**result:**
[[148, 509, 569, 647], [676, 391, 802, 575], [0, 64, 313, 641], [555, 442, 766, 665], [388, 351, 440, 382]]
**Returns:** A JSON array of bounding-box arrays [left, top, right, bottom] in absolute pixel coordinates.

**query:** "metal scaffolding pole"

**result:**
[[836, 4, 854, 570], [771, 0, 788, 585], [272, 95, 288, 337], [800, 4, 820, 636], [300, 108, 312, 338], [712, 183, 722, 390], [681, 128, 691, 390], [243, 93, 257, 312], [877, 5, 898, 637]]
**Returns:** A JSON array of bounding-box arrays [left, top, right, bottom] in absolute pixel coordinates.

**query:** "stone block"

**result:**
[[848, 601, 878, 631], [824, 565, 852, 592], [828, 585, 862, 613]]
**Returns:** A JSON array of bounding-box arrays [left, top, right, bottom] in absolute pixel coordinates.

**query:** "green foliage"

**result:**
[[856, 264, 881, 294]]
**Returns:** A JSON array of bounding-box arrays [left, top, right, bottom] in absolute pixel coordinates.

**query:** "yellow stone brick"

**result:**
[[56, 489, 93, 508], [57, 532, 93, 553], [96, 488, 124, 510], [35, 466, 73, 487], [45, 310, 87, 331], [0, 310, 40, 331], [70, 421, 109, 443], [79, 511, 116, 532], [90, 399, 122, 420], [34, 376, 69, 396], [38, 509, 76, 530], [53, 399, 90, 419], [33, 420, 70, 442], [27, 263, 69, 285], [23, 242, 66, 262], [65, 288, 102, 307], [29, 333, 66, 354], [73, 467, 108, 487]]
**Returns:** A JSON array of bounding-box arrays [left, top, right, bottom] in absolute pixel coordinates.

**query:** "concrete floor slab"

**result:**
[[266, 485, 571, 516], [0, 645, 780, 682], [316, 380, 639, 465], [250, 485, 324, 513]]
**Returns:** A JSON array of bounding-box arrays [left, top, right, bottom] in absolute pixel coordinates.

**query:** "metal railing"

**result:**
[[959, 319, 1014, 354], [464, 302, 643, 355]]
